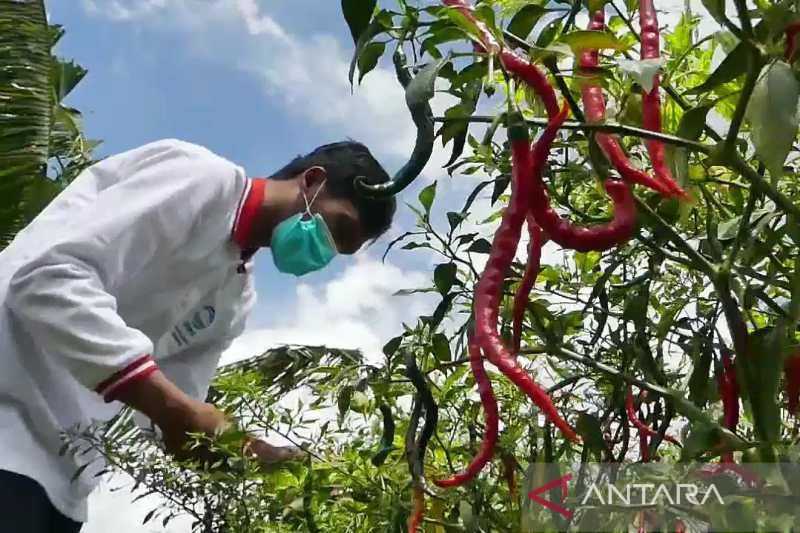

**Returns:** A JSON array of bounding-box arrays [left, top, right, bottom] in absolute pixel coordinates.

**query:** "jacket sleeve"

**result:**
[[5, 140, 243, 401]]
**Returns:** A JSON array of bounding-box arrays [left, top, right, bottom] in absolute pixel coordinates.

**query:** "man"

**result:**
[[0, 139, 396, 532]]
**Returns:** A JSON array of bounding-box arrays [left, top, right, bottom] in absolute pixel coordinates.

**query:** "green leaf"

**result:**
[[337, 385, 354, 424], [348, 20, 384, 87], [142, 509, 156, 525], [700, 0, 727, 25], [382, 335, 403, 357], [432, 333, 452, 361], [341, 0, 377, 44], [357, 42, 385, 83], [434, 263, 458, 294], [688, 342, 712, 408], [507, 4, 546, 40], [576, 412, 608, 459], [677, 104, 713, 140], [535, 18, 562, 48], [717, 216, 742, 240], [558, 30, 629, 55], [418, 181, 437, 215], [746, 61, 799, 178], [466, 238, 492, 254], [687, 42, 748, 94]]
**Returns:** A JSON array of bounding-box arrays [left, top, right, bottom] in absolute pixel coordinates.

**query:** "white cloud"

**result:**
[[80, 0, 455, 180], [222, 254, 433, 365]]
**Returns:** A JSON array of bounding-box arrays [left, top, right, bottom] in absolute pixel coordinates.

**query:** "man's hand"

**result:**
[[116, 370, 230, 461], [115, 370, 306, 467], [244, 437, 306, 468]]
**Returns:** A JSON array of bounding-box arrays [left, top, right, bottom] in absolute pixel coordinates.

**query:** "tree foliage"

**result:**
[[0, 0, 96, 249]]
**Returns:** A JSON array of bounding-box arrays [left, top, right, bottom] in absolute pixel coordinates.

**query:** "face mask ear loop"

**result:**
[[303, 177, 327, 216]]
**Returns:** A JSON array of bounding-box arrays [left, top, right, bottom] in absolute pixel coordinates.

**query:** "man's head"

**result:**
[[266, 141, 396, 255]]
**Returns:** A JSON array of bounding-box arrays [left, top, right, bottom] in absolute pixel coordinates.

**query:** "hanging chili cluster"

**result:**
[[394, 0, 694, 529], [426, 0, 689, 500]]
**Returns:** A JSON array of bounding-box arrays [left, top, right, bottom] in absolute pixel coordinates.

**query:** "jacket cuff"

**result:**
[[95, 355, 159, 403]]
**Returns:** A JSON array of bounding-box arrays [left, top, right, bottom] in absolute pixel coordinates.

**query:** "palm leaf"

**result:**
[[0, 0, 52, 248]]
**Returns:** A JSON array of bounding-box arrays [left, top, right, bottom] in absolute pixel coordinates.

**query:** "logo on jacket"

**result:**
[[171, 305, 216, 347]]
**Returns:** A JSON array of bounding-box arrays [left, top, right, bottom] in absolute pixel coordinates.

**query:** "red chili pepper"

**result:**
[[674, 519, 686, 533], [407, 485, 425, 533], [719, 350, 740, 428], [473, 112, 579, 443], [528, 105, 638, 252], [638, 429, 651, 463], [784, 352, 800, 415], [512, 217, 544, 353], [499, 50, 560, 119], [785, 21, 800, 62], [580, 10, 684, 199], [638, 0, 687, 199], [433, 338, 499, 487], [443, 0, 559, 118], [626, 385, 680, 449]]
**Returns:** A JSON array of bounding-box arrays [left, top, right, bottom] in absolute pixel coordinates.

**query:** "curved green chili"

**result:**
[[371, 403, 396, 467], [354, 45, 435, 198]]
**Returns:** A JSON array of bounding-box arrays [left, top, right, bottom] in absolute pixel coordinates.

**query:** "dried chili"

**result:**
[[433, 338, 499, 487], [512, 217, 544, 353], [638, 0, 686, 198]]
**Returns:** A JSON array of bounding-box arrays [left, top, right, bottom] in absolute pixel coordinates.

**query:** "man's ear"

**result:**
[[300, 166, 327, 193]]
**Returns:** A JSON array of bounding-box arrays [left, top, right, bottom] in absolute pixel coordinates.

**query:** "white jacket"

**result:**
[[0, 139, 260, 521]]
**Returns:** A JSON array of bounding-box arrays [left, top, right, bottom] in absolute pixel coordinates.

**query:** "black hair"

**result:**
[[272, 141, 396, 241]]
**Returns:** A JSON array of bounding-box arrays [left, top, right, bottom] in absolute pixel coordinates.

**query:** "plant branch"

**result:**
[[433, 116, 711, 152]]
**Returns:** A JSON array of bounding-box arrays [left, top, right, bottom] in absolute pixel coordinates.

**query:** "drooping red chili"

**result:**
[[528, 105, 638, 252], [785, 21, 800, 63], [473, 112, 579, 443], [433, 338, 499, 487], [625, 385, 680, 449], [407, 485, 425, 533], [580, 10, 684, 199], [638, 0, 687, 198], [783, 351, 800, 415], [674, 519, 687, 533], [512, 217, 544, 353]]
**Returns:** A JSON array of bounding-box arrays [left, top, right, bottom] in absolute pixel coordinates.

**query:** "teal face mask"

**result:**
[[270, 181, 338, 276]]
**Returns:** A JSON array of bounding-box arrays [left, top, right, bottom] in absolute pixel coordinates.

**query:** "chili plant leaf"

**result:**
[[507, 4, 547, 40], [558, 30, 629, 55], [357, 41, 386, 83], [418, 181, 437, 216], [677, 104, 713, 140], [348, 20, 384, 87], [745, 61, 800, 178], [432, 333, 452, 362], [434, 263, 458, 295], [341, 0, 377, 44], [686, 41, 748, 94], [467, 238, 492, 254]]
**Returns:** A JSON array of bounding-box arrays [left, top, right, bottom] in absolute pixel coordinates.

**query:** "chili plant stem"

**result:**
[[433, 116, 711, 152], [724, 48, 764, 154]]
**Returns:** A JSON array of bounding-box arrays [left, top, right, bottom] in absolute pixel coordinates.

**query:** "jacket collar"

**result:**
[[232, 177, 266, 252]]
